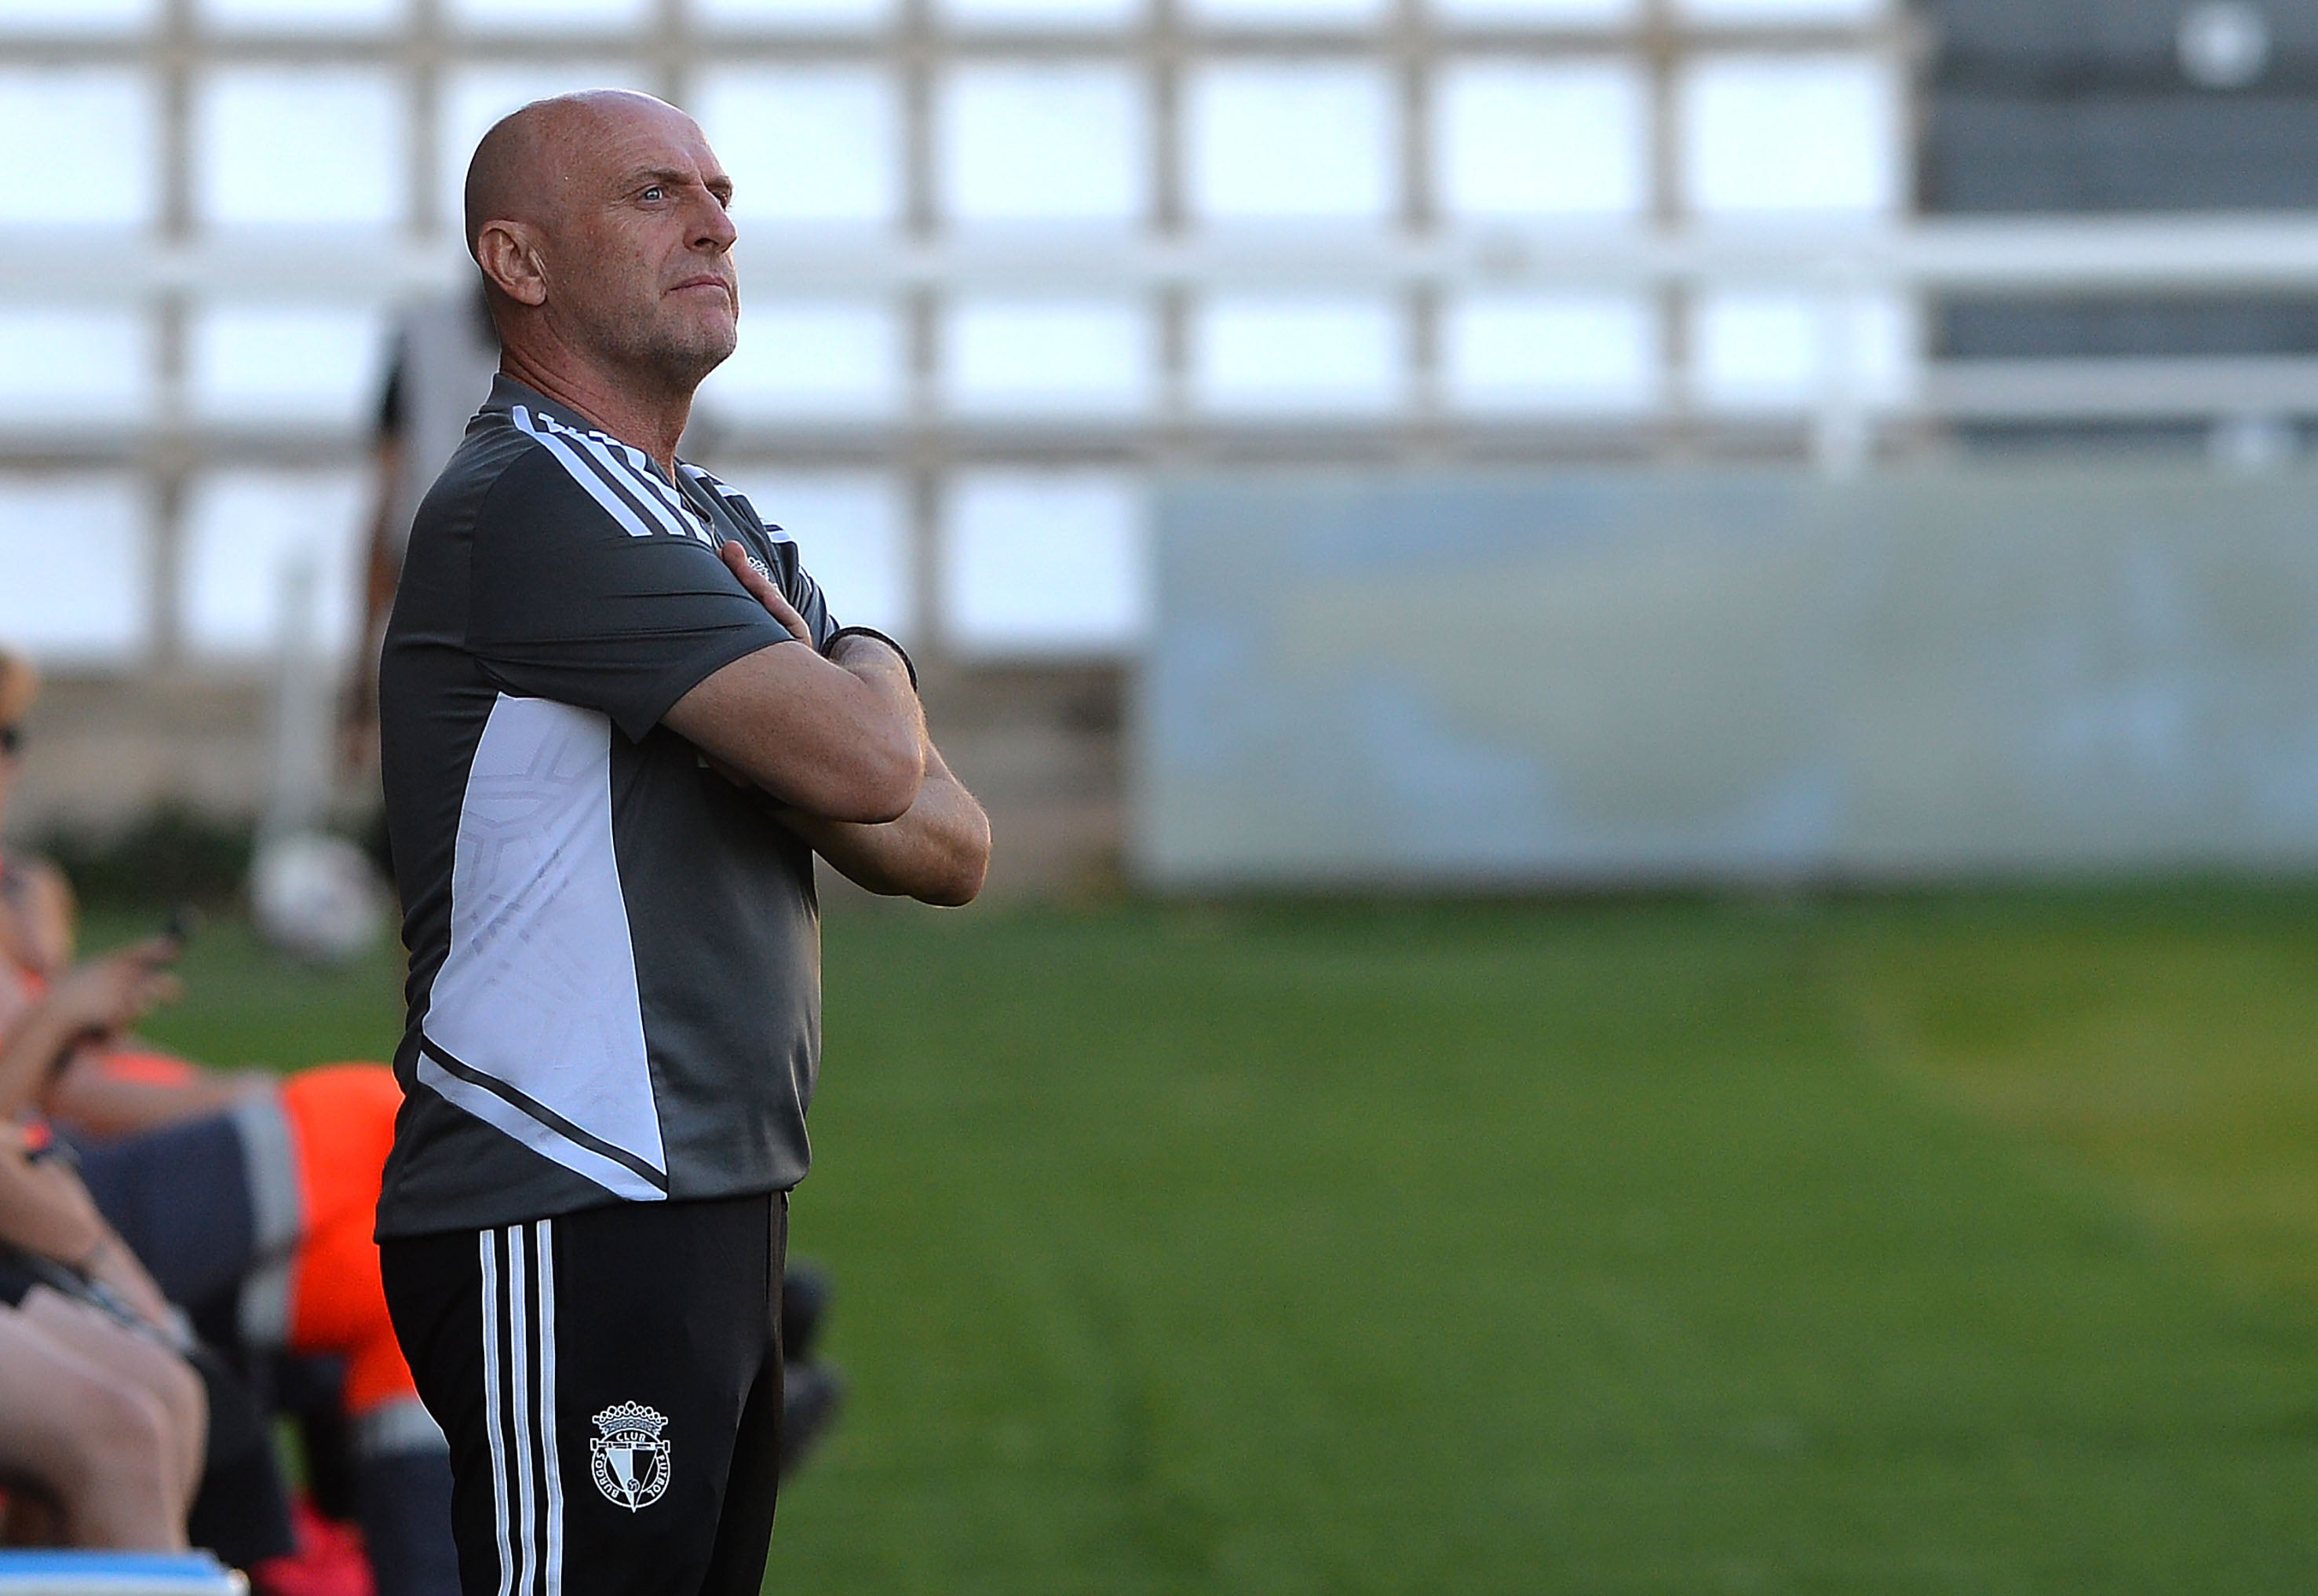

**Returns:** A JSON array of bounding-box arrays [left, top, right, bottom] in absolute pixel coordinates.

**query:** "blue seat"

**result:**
[[0, 1550, 245, 1595]]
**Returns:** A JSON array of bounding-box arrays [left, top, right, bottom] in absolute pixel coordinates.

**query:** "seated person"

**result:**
[[0, 652, 429, 1496], [0, 1242, 201, 1550], [72, 1061, 456, 1596], [0, 973, 293, 1575], [0, 936, 435, 1592]]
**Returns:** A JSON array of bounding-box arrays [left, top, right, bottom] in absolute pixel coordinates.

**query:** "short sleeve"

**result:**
[[699, 478, 841, 652], [782, 550, 838, 653], [466, 447, 800, 742]]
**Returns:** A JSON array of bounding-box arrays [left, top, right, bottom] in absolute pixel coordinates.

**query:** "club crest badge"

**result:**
[[589, 1401, 671, 1510]]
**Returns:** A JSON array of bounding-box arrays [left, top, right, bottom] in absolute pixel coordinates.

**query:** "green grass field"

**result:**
[[95, 890, 2318, 1593]]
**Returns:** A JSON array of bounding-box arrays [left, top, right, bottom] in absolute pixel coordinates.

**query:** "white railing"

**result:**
[[10, 211, 2318, 670], [16, 212, 2318, 297], [9, 214, 2318, 458]]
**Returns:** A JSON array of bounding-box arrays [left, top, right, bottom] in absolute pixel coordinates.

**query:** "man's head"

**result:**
[[464, 90, 739, 402]]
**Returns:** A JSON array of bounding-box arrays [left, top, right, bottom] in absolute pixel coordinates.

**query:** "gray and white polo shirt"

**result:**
[[375, 374, 837, 1239]]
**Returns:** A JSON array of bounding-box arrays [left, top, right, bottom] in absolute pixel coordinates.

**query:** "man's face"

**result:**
[[546, 101, 739, 396]]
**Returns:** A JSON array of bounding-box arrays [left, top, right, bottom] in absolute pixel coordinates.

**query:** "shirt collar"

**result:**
[[484, 374, 688, 486]]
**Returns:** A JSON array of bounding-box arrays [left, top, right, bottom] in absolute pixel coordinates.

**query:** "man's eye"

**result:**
[[642, 185, 665, 201]]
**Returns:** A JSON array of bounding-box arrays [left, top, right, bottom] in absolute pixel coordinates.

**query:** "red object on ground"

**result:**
[[250, 1496, 375, 1596]]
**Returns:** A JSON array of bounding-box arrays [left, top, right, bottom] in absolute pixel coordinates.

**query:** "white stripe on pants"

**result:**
[[480, 1222, 560, 1596]]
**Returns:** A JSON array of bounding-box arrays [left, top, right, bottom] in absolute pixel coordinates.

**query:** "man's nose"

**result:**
[[692, 195, 737, 252]]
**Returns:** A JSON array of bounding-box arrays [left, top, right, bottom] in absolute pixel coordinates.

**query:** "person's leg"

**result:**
[[0, 1304, 184, 1548], [300, 1313, 459, 1596], [181, 1344, 298, 1572], [378, 1228, 499, 1596], [549, 1196, 782, 1594], [276, 1065, 459, 1594], [699, 1192, 784, 1596], [773, 1258, 843, 1477], [16, 1286, 205, 1517], [382, 1193, 783, 1596], [273, 1353, 358, 1521], [353, 1433, 458, 1596]]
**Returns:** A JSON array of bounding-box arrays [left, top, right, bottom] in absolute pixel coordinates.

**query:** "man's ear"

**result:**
[[476, 221, 549, 308]]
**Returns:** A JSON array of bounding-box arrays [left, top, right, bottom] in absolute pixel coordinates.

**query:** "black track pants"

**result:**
[[380, 1192, 787, 1596]]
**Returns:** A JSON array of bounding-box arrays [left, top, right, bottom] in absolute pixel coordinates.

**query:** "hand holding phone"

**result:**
[[46, 940, 184, 1047]]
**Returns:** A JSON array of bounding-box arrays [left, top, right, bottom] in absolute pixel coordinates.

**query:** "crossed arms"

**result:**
[[663, 542, 991, 907]]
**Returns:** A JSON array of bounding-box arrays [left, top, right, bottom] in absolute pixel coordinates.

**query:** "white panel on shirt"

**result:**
[[422, 695, 668, 1192]]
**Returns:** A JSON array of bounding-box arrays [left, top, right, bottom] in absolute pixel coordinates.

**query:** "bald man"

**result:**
[[372, 92, 989, 1596]]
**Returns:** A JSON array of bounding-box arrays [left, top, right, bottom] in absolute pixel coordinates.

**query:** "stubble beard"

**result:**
[[591, 290, 737, 406]]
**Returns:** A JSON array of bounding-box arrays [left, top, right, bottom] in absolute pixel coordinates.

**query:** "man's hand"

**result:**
[[703, 542, 987, 904], [718, 542, 812, 645], [693, 543, 821, 790], [664, 546, 924, 822]]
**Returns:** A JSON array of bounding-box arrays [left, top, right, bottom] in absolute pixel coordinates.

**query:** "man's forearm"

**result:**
[[669, 544, 936, 822], [824, 630, 923, 737], [781, 738, 990, 906], [666, 626, 926, 824]]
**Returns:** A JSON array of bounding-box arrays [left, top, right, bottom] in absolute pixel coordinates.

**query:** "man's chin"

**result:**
[[675, 310, 738, 368], [621, 325, 737, 396], [686, 327, 739, 381]]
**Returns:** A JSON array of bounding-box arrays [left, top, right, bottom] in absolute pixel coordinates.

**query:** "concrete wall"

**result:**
[[5, 674, 279, 835], [5, 665, 1126, 900], [1135, 466, 2318, 887]]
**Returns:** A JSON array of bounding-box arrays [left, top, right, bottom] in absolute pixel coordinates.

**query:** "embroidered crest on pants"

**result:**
[[590, 1401, 671, 1510]]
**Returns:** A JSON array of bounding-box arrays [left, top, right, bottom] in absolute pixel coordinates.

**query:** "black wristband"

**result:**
[[824, 626, 918, 692]]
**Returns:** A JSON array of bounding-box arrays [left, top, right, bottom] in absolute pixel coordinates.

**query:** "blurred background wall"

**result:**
[[3, 0, 2315, 891], [1140, 466, 2318, 885]]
